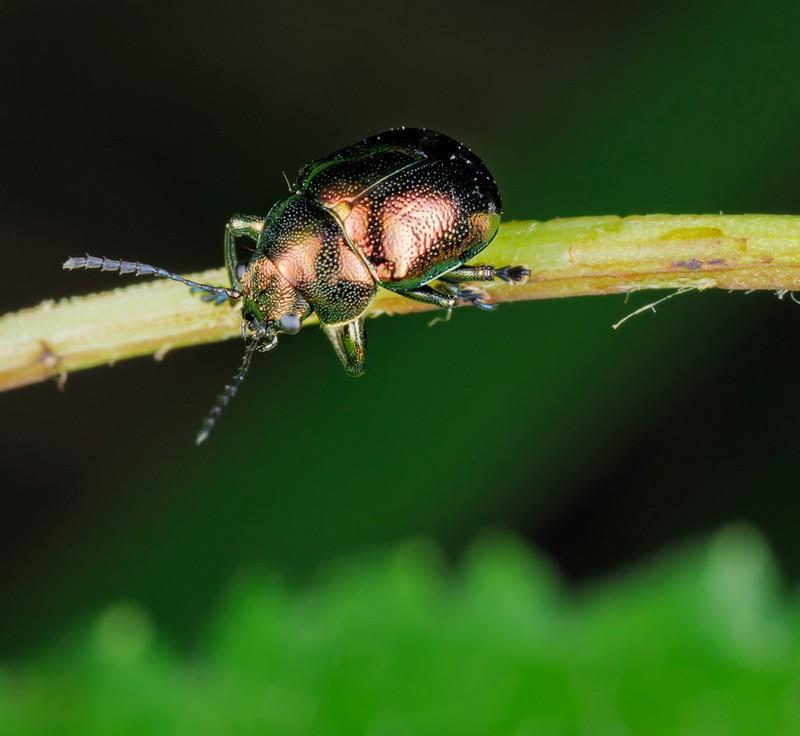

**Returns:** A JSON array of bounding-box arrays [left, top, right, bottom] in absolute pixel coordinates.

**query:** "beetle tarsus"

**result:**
[[454, 286, 495, 311], [495, 265, 530, 283], [437, 281, 494, 311]]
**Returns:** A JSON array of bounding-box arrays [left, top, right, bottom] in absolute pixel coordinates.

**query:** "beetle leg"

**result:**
[[439, 282, 496, 311], [394, 285, 457, 311], [323, 317, 367, 377], [438, 265, 495, 283], [494, 265, 531, 283], [188, 214, 265, 305], [224, 214, 265, 289], [439, 264, 530, 284], [435, 263, 531, 310]]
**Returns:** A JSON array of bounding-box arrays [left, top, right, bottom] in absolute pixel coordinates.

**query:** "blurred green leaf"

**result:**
[[3, 527, 799, 735]]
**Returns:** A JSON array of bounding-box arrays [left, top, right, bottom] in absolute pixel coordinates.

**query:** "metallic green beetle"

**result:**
[[65, 128, 529, 443]]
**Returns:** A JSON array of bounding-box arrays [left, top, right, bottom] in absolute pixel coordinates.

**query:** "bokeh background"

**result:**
[[3, 0, 800, 732]]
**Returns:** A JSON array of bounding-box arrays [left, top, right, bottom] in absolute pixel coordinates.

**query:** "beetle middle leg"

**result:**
[[324, 317, 367, 377], [438, 282, 495, 311], [394, 285, 457, 311]]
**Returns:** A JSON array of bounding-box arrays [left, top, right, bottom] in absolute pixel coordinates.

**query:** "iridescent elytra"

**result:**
[[64, 128, 529, 443]]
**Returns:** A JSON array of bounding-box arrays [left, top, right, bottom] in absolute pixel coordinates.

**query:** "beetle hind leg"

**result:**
[[436, 263, 531, 310], [393, 262, 531, 314], [439, 264, 530, 284], [324, 317, 368, 377]]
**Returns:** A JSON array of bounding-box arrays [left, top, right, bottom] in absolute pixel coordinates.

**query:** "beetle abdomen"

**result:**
[[344, 156, 499, 286], [297, 129, 501, 289]]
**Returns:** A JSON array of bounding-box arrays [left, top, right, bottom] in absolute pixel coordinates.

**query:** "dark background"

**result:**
[[2, 0, 800, 658]]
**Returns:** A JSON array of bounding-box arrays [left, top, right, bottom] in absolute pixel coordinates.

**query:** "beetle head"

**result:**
[[239, 255, 308, 350]]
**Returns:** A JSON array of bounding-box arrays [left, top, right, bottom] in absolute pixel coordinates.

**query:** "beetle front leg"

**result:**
[[191, 214, 265, 305], [225, 214, 265, 290], [324, 317, 368, 377]]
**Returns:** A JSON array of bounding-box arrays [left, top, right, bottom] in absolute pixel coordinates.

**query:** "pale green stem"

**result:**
[[2, 214, 799, 392]]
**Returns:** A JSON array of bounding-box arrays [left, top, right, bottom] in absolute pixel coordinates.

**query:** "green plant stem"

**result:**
[[2, 213, 799, 392]]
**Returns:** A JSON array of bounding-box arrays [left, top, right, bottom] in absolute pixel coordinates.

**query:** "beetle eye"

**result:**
[[235, 262, 247, 282], [278, 314, 301, 335]]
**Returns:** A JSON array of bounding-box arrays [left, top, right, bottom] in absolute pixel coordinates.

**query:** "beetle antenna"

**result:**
[[195, 336, 260, 445], [63, 254, 242, 301]]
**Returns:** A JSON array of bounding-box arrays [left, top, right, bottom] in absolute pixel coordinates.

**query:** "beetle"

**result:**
[[64, 128, 529, 443]]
